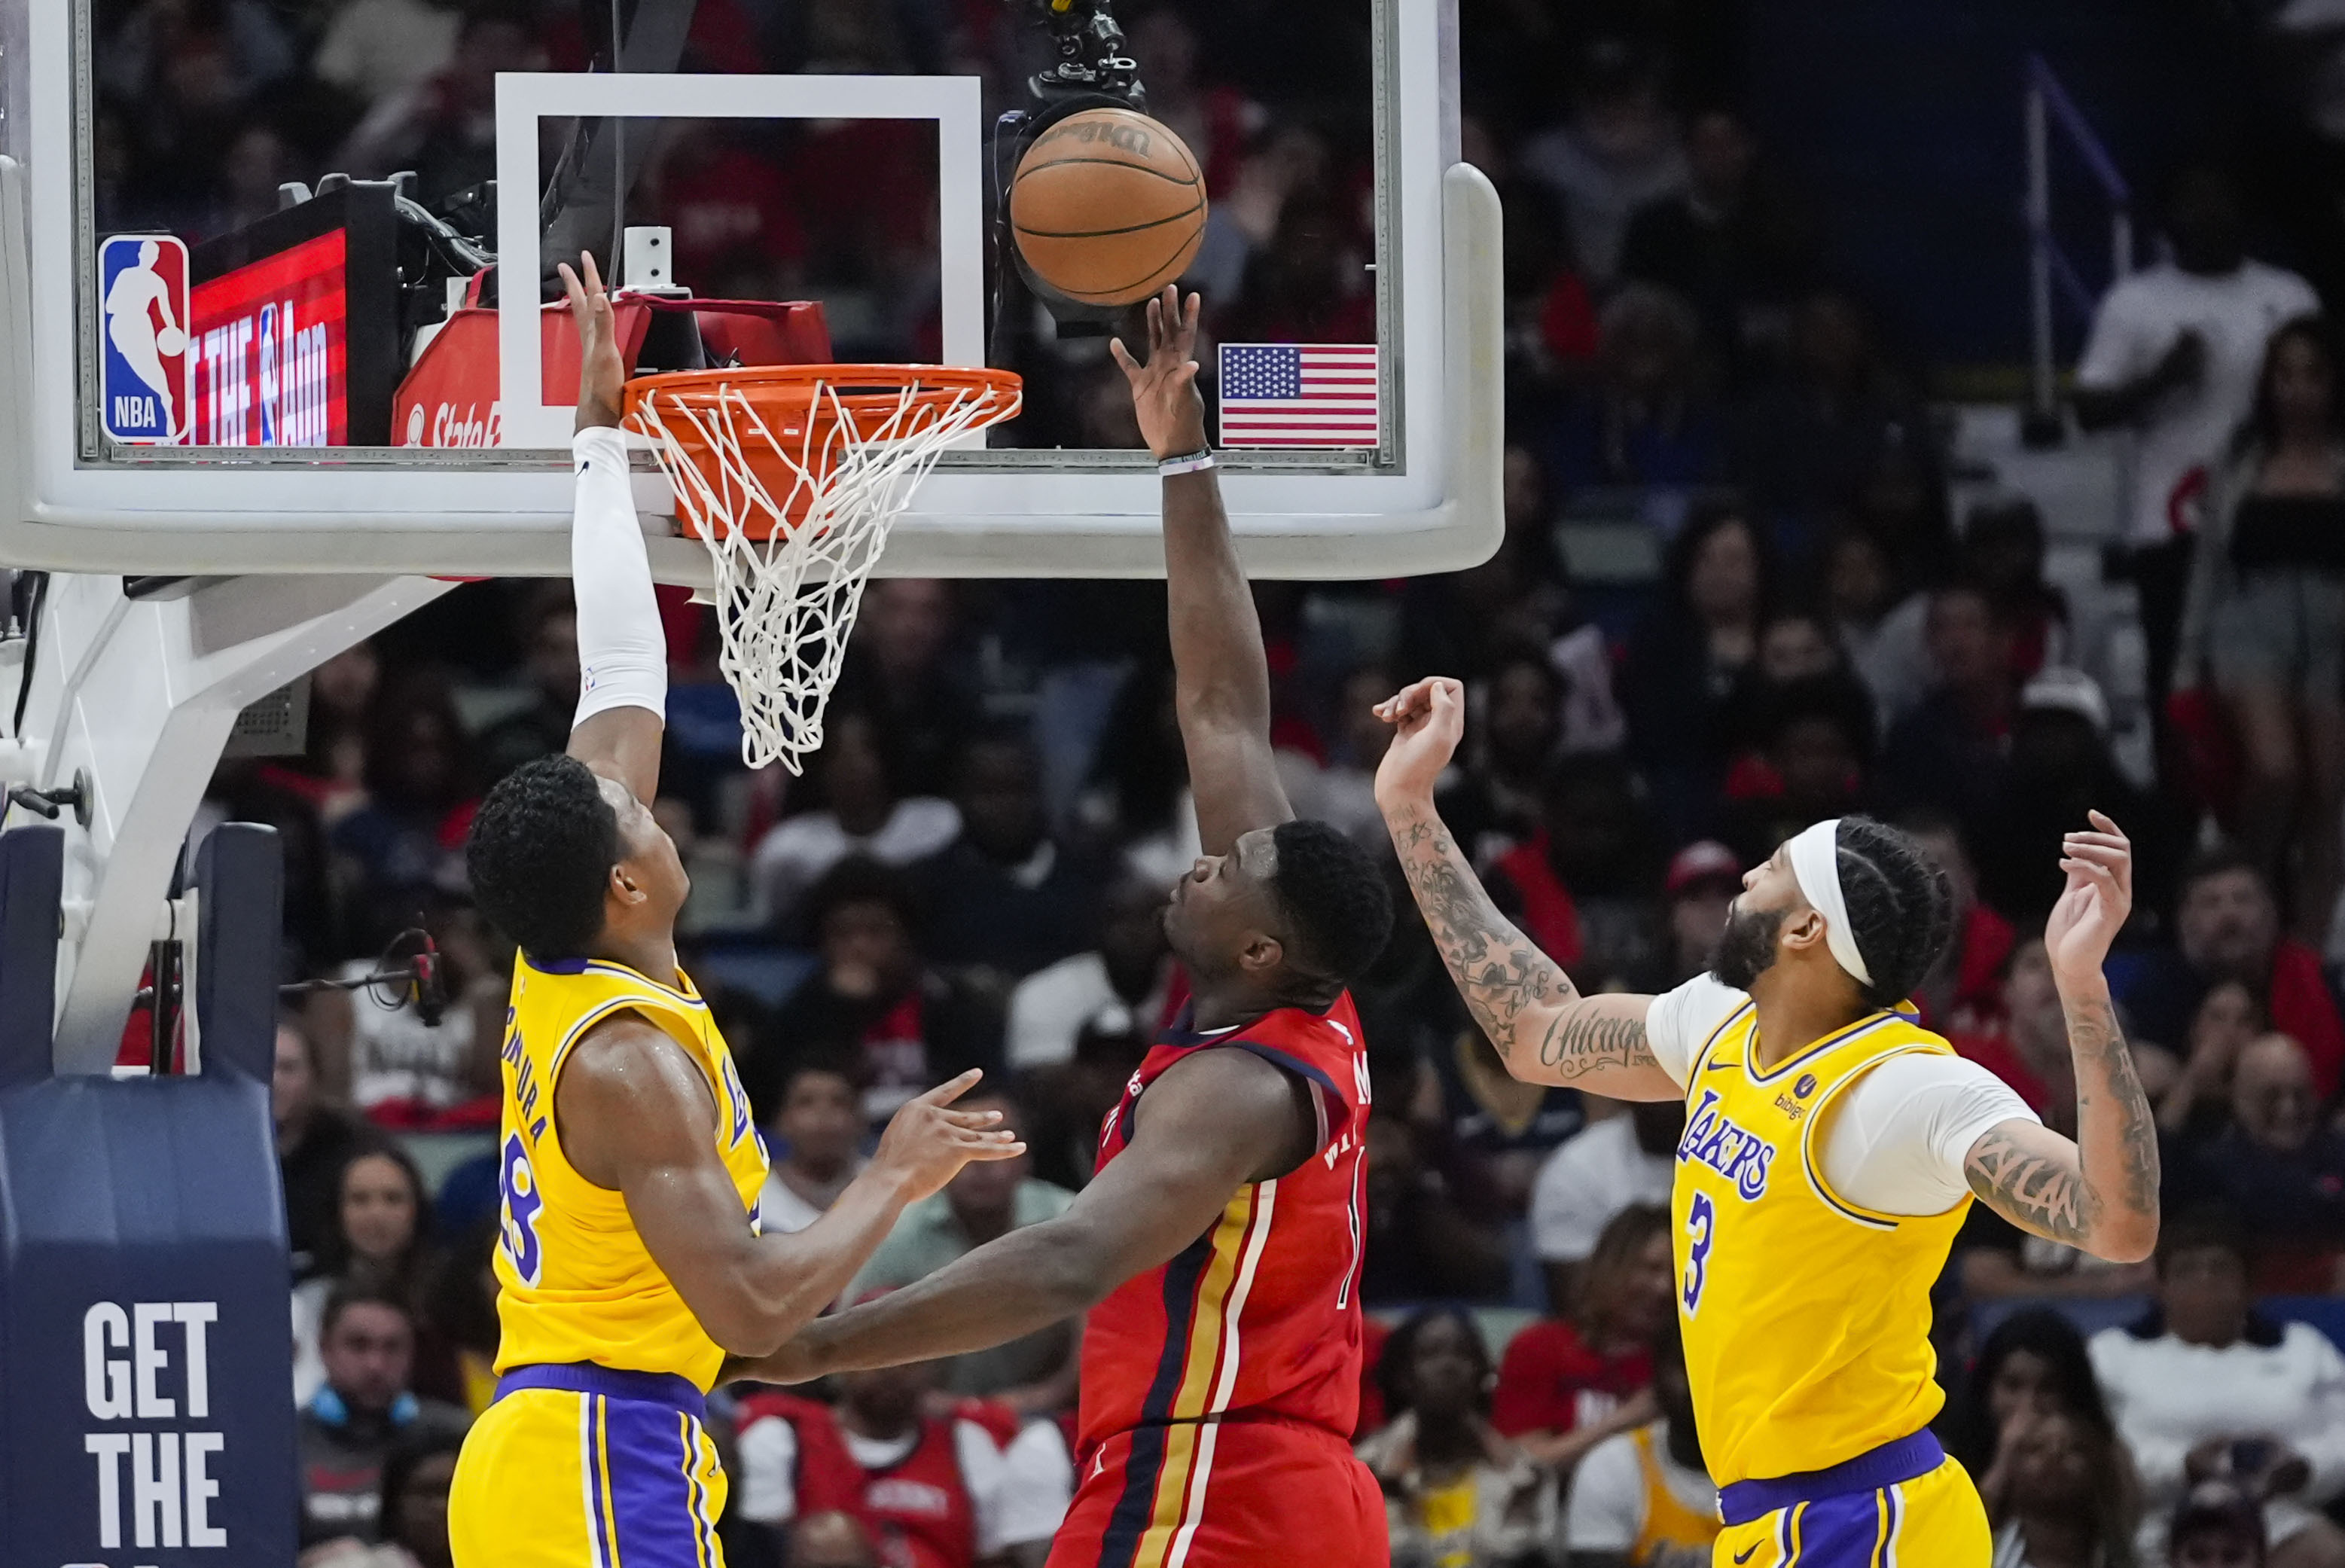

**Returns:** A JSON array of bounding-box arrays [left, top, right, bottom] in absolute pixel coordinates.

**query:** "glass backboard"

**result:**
[[0, 0, 1497, 581]]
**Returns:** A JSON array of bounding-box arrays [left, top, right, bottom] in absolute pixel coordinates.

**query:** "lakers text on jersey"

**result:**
[[1673, 1003, 1990, 1566]]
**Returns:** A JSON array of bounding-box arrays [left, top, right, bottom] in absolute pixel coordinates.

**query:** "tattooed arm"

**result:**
[[1962, 811, 2161, 1263], [1373, 678, 1681, 1100]]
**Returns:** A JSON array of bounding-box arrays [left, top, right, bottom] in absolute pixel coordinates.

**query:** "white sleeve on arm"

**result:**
[[730, 1413, 799, 1525], [569, 426, 669, 726], [1642, 974, 1748, 1088], [2286, 1324, 2345, 1504], [1818, 1053, 2039, 1216], [2072, 281, 2146, 390]]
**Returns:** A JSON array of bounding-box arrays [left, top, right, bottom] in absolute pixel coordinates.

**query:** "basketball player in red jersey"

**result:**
[[733, 285, 1398, 1568]]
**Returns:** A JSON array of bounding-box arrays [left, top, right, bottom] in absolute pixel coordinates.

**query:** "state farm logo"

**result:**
[[404, 400, 501, 447]]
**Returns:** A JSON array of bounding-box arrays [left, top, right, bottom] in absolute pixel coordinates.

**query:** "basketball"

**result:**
[[1010, 108, 1206, 307], [155, 325, 185, 356]]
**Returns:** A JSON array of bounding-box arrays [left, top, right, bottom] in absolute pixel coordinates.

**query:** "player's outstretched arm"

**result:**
[[1112, 286, 1291, 853], [1964, 812, 2160, 1264], [557, 1033, 1023, 1358], [727, 1046, 1312, 1384], [1372, 677, 1679, 1100], [557, 253, 665, 807]]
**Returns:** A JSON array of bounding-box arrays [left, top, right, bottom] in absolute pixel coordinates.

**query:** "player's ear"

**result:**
[[1781, 906, 1826, 956], [608, 860, 648, 910], [1238, 932, 1283, 975]]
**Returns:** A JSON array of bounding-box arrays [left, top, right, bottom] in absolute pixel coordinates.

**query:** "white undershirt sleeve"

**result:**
[[1816, 1053, 2041, 1216], [569, 426, 668, 727], [1642, 974, 1749, 1090]]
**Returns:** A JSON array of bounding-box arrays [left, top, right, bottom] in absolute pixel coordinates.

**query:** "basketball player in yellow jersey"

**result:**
[[1371, 678, 2161, 1567], [444, 255, 1023, 1568]]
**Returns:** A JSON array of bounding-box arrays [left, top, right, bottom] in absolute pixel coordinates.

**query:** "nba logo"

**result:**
[[97, 233, 191, 444]]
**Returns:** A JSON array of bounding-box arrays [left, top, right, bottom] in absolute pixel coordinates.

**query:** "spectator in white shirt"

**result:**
[[759, 1057, 870, 1235], [2071, 162, 2320, 728], [1517, 38, 1687, 283], [1529, 1100, 1682, 1313], [1003, 874, 1171, 1072], [2089, 1210, 2345, 1568], [751, 712, 959, 929], [1563, 1318, 1718, 1568]]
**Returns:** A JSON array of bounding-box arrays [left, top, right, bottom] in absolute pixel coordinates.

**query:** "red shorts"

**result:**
[[1048, 1417, 1386, 1568]]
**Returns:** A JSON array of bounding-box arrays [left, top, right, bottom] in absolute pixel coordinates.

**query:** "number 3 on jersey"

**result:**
[[500, 1132, 544, 1286], [1682, 1191, 1715, 1314]]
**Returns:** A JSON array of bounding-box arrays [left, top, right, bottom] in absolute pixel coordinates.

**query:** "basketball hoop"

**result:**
[[623, 364, 1022, 772]]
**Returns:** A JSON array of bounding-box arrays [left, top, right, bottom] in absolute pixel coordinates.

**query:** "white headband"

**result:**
[[1785, 819, 1872, 989]]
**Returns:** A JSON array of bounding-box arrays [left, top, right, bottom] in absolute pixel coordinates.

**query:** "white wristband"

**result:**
[[1157, 449, 1215, 477]]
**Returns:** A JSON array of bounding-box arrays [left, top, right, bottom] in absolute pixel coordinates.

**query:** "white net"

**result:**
[[627, 370, 1019, 772]]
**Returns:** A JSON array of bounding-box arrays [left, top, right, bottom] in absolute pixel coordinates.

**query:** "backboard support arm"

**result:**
[[9, 571, 451, 1072]]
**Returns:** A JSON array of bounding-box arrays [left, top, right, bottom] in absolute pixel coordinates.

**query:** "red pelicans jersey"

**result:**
[[1080, 994, 1372, 1453]]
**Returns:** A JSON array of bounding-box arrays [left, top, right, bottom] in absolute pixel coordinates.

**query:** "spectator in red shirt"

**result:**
[[2118, 849, 2345, 1100], [1956, 934, 2182, 1134], [1953, 935, 2075, 1125], [1492, 1203, 1675, 1475], [731, 1353, 1072, 1568]]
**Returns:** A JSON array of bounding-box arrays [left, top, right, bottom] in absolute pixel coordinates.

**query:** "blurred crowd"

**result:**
[[84, 0, 2345, 1562]]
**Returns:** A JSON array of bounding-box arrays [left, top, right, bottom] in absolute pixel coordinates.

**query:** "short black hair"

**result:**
[[1947, 1307, 2114, 1473], [1268, 819, 1392, 985], [1761, 673, 1877, 758], [321, 1281, 413, 1340], [466, 754, 617, 962], [776, 1047, 865, 1105], [2180, 843, 2268, 900], [1834, 816, 1956, 1010], [799, 854, 921, 942]]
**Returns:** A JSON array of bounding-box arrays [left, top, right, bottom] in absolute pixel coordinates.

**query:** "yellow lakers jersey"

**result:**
[[1672, 1002, 1969, 1486], [490, 954, 768, 1391]]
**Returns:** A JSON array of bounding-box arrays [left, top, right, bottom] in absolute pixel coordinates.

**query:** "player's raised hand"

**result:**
[[559, 252, 627, 432], [1110, 285, 1208, 460], [2047, 810, 2133, 990], [1372, 677, 1467, 810], [868, 1069, 1026, 1203]]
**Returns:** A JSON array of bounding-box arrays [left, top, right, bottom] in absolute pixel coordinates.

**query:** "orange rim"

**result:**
[[623, 363, 1023, 425]]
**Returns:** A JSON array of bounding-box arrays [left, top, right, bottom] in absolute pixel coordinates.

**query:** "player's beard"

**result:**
[[1710, 901, 1785, 991]]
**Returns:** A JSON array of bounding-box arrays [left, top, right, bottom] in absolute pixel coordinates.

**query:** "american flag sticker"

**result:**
[[1217, 343, 1380, 447]]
